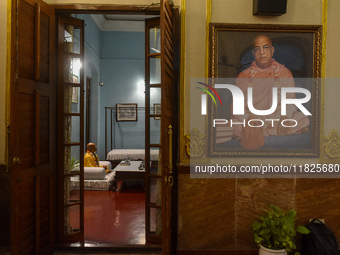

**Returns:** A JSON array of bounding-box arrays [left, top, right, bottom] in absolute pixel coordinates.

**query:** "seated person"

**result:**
[[84, 143, 111, 174]]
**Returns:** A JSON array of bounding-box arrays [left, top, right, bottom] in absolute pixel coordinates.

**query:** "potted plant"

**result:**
[[252, 204, 310, 255], [69, 156, 80, 172]]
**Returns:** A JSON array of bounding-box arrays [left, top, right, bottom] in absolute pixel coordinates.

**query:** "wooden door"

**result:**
[[9, 0, 55, 254], [145, 0, 177, 254], [56, 15, 85, 244], [160, 1, 177, 254]]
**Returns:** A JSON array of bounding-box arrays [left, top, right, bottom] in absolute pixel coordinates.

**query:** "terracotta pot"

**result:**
[[259, 245, 287, 255]]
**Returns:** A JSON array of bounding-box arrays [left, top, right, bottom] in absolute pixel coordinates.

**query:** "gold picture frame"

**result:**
[[208, 23, 322, 157]]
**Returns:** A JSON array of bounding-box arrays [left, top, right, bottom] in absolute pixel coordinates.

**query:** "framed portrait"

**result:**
[[154, 103, 161, 119], [207, 23, 322, 157], [116, 103, 138, 122]]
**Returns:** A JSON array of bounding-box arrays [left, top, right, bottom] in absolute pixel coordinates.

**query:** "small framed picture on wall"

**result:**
[[154, 103, 161, 119], [116, 103, 138, 122]]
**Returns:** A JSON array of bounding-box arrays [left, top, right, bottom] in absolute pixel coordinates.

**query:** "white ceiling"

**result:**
[[91, 14, 159, 32]]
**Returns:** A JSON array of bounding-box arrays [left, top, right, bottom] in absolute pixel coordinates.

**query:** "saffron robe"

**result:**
[[232, 60, 310, 149]]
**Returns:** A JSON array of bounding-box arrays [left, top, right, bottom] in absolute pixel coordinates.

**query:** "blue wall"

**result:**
[[98, 31, 146, 159], [69, 15, 162, 161], [70, 14, 102, 161], [78, 14, 102, 149]]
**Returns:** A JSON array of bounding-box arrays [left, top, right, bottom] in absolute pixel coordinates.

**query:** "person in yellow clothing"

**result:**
[[84, 143, 110, 173]]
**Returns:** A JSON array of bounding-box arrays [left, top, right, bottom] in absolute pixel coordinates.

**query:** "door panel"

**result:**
[[160, 1, 176, 254], [10, 0, 55, 254], [56, 15, 85, 244], [145, 0, 177, 254], [145, 17, 162, 244]]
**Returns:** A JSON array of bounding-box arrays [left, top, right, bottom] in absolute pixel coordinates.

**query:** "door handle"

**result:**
[[167, 176, 174, 187], [13, 156, 22, 165]]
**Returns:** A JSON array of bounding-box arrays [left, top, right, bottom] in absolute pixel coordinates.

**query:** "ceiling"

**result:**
[[91, 14, 159, 32]]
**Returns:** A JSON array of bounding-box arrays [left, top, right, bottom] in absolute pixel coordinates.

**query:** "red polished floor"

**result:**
[[83, 182, 145, 244]]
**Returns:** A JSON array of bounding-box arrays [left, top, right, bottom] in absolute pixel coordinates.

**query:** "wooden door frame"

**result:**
[[53, 4, 180, 254]]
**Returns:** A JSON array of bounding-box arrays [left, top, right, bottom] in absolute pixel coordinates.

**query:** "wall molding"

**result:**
[[319, 0, 328, 162], [323, 129, 340, 159]]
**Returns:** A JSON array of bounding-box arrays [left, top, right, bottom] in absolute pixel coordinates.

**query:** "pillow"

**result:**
[[84, 167, 106, 180]]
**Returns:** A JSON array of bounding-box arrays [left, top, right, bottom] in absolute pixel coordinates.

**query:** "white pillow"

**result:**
[[84, 167, 106, 180]]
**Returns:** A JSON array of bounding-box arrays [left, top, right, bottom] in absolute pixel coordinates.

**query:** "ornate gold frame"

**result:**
[[208, 23, 322, 157]]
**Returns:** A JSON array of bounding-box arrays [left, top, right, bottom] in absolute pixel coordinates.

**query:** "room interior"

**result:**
[[67, 13, 161, 245], [2, 0, 340, 255]]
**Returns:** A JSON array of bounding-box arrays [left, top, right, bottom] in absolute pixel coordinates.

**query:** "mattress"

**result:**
[[70, 171, 116, 191], [106, 149, 159, 161]]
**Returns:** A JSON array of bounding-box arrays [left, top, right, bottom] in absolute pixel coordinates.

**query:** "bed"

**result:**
[[106, 149, 159, 161]]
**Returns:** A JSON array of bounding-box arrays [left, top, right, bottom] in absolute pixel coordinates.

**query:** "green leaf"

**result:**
[[296, 225, 311, 234], [252, 204, 306, 253]]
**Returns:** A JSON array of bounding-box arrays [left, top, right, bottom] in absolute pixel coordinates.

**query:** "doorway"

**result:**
[[9, 1, 177, 254], [56, 0, 179, 254], [62, 12, 159, 245], [55, 3, 178, 251]]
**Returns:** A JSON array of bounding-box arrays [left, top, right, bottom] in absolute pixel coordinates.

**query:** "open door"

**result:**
[[145, 0, 177, 254], [160, 1, 177, 254], [9, 0, 55, 254], [56, 15, 85, 244]]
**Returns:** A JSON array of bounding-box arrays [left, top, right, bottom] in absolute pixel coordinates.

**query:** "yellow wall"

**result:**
[[178, 0, 340, 250], [212, 0, 321, 24], [183, 0, 340, 165], [324, 0, 340, 137], [0, 1, 8, 164]]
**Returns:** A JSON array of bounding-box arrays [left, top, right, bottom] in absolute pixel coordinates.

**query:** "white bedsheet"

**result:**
[[106, 149, 159, 161]]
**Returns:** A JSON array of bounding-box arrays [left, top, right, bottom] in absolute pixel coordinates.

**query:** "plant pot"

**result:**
[[259, 245, 287, 255]]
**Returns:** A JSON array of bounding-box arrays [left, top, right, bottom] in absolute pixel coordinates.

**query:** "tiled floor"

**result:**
[[3, 182, 152, 254], [70, 181, 146, 245]]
